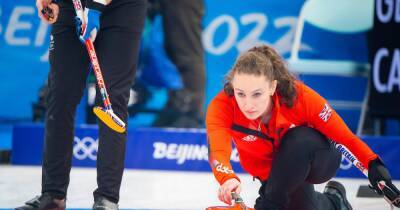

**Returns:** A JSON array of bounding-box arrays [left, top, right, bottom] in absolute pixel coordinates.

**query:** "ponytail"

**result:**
[[224, 45, 297, 107]]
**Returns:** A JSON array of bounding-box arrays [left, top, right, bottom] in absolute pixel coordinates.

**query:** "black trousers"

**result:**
[[154, 0, 206, 127], [255, 126, 342, 210], [42, 0, 146, 203]]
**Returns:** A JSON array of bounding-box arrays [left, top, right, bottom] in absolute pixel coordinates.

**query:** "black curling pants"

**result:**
[[41, 0, 146, 203], [255, 126, 342, 210]]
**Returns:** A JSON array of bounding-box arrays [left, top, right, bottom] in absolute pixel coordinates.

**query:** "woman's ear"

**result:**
[[270, 80, 277, 96]]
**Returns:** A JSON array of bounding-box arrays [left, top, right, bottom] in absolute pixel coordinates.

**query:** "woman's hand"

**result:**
[[218, 178, 241, 205], [36, 0, 59, 24]]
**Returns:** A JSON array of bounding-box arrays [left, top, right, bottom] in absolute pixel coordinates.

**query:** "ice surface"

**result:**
[[0, 166, 398, 210]]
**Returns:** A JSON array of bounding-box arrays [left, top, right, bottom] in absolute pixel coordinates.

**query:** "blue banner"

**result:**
[[125, 128, 241, 172], [203, 0, 305, 104], [0, 1, 50, 120], [1, 0, 307, 122], [1, 0, 370, 126], [11, 124, 400, 179]]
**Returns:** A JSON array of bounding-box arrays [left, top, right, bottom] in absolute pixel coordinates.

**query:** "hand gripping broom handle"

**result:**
[[231, 192, 248, 210], [72, 0, 113, 111], [72, 0, 85, 24], [332, 141, 400, 209]]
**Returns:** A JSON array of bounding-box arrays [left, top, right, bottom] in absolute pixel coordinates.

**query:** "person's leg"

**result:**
[[254, 126, 341, 210], [42, 0, 90, 199], [256, 181, 336, 210], [286, 183, 336, 210], [92, 0, 146, 204], [287, 181, 353, 210], [155, 0, 206, 127], [15, 2, 89, 209]]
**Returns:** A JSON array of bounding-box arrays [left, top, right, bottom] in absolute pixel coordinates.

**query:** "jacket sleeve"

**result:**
[[301, 85, 378, 169], [206, 94, 240, 185]]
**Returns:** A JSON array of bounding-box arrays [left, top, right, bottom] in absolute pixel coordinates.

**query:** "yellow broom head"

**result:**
[[93, 106, 126, 133]]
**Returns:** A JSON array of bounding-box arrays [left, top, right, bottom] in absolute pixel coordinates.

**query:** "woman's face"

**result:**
[[232, 73, 277, 120]]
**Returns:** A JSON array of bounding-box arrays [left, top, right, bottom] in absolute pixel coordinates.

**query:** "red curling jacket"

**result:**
[[206, 81, 377, 185]]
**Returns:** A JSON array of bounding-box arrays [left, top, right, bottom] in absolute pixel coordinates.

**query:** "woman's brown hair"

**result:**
[[224, 45, 297, 107]]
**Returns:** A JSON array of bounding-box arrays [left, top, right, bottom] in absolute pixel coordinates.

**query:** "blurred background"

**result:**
[[0, 0, 400, 209]]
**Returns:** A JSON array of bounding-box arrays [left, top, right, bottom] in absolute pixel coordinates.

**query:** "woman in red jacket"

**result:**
[[206, 45, 397, 210]]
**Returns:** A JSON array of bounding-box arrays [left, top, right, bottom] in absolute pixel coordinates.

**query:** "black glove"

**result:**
[[368, 158, 392, 194], [368, 158, 400, 207]]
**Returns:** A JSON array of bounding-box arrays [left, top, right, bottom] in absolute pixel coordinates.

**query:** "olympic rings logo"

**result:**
[[73, 136, 98, 161]]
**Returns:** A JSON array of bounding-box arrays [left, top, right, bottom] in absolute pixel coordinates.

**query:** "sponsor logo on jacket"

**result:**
[[241, 135, 257, 142], [212, 160, 234, 174]]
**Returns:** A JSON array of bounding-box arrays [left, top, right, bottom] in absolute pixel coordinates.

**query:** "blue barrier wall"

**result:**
[[12, 124, 400, 179], [11, 124, 241, 172]]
